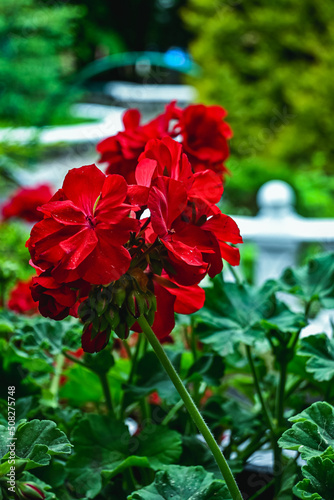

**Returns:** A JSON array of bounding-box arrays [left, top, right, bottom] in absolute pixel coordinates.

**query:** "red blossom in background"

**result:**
[[174, 104, 233, 178], [2, 184, 54, 223], [8, 278, 39, 315], [97, 102, 179, 184], [97, 101, 232, 183]]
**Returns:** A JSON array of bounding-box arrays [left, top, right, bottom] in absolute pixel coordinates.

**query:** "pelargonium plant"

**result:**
[[26, 102, 244, 499]]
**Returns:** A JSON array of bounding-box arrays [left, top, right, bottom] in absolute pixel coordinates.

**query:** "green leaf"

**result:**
[[278, 402, 334, 460], [0, 419, 71, 470], [59, 364, 103, 405], [294, 455, 334, 500], [7, 317, 81, 371], [299, 334, 334, 382], [261, 301, 306, 334], [83, 349, 115, 375], [186, 354, 225, 386], [128, 465, 232, 499], [281, 253, 334, 308], [193, 277, 277, 353], [124, 350, 179, 405], [67, 414, 182, 498]]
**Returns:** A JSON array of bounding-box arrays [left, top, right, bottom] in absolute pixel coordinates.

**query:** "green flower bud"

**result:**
[[17, 482, 46, 500], [105, 306, 120, 329], [113, 286, 127, 307], [115, 322, 129, 340]]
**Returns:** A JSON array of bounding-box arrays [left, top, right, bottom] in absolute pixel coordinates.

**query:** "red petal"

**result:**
[[151, 283, 176, 340], [62, 165, 105, 215], [135, 158, 158, 187]]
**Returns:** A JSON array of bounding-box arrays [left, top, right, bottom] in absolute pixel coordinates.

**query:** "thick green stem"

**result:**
[[137, 316, 243, 500]]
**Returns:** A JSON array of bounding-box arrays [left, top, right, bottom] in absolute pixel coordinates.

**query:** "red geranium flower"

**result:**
[[30, 272, 86, 320], [8, 278, 39, 315], [175, 104, 232, 178], [151, 274, 205, 340], [27, 165, 138, 285], [97, 103, 179, 184], [132, 137, 224, 207], [2, 184, 53, 222]]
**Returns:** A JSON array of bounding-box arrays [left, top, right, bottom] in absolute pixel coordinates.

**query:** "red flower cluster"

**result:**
[[97, 102, 232, 182], [2, 184, 53, 223], [27, 103, 242, 352]]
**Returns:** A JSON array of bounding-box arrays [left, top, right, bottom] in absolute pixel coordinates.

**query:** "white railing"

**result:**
[[232, 180, 334, 285]]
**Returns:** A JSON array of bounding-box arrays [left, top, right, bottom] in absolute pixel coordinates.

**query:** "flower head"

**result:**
[[28, 165, 138, 285]]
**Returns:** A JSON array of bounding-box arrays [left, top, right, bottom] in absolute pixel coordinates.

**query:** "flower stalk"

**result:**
[[137, 315, 243, 500]]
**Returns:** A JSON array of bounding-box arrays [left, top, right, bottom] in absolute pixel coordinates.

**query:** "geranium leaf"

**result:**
[[7, 317, 81, 371], [67, 414, 182, 498], [278, 402, 334, 460], [293, 455, 334, 500], [193, 277, 277, 352], [0, 419, 71, 470], [186, 353, 225, 386], [280, 253, 334, 308], [298, 334, 334, 382], [127, 465, 232, 499], [124, 350, 180, 405], [261, 301, 306, 334]]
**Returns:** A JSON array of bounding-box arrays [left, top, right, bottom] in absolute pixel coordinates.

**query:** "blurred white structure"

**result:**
[[233, 180, 334, 285]]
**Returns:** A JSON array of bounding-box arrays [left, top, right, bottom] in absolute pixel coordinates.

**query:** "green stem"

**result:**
[[137, 316, 243, 500], [248, 479, 275, 500], [122, 339, 133, 360], [274, 358, 288, 495], [276, 360, 287, 431], [162, 399, 184, 425], [128, 334, 143, 384], [63, 350, 87, 368], [49, 353, 65, 407], [99, 372, 115, 417], [227, 263, 242, 284], [245, 346, 276, 437]]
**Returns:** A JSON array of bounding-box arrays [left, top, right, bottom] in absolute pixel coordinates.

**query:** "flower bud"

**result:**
[[113, 286, 127, 307], [82, 325, 110, 353], [114, 322, 129, 340], [16, 482, 45, 500], [144, 306, 156, 326], [126, 290, 137, 317], [95, 290, 110, 316], [105, 306, 120, 329]]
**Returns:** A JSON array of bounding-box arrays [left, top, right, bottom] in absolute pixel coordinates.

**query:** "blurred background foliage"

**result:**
[[182, 0, 334, 216], [0, 0, 333, 217], [0, 0, 83, 127]]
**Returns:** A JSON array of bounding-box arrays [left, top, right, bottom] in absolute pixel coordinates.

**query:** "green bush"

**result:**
[[0, 0, 82, 126], [183, 0, 334, 215]]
